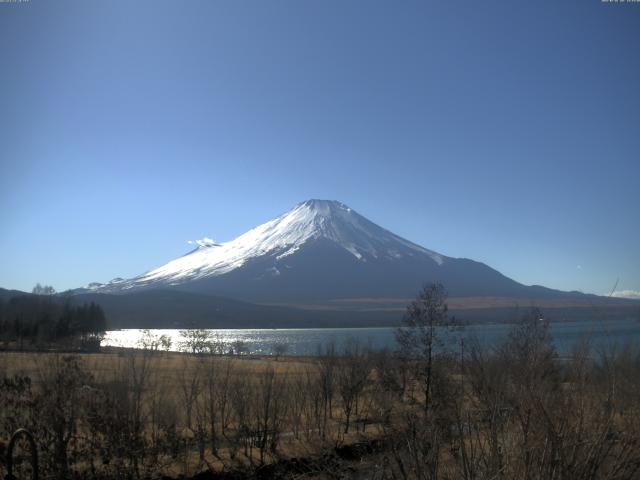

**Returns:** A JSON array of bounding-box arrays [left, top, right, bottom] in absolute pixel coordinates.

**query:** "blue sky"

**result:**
[[1, 0, 639, 296]]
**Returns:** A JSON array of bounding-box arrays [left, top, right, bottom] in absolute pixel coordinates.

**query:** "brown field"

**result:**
[[0, 349, 312, 382], [0, 348, 389, 479], [267, 295, 640, 312], [1, 314, 639, 480]]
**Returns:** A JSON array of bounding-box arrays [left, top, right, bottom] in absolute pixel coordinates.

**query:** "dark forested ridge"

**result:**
[[2, 287, 638, 330], [0, 289, 107, 350], [68, 289, 640, 328], [71, 289, 396, 329]]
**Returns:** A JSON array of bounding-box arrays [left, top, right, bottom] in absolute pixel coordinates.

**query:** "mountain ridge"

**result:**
[[74, 200, 623, 308], [84, 199, 447, 294]]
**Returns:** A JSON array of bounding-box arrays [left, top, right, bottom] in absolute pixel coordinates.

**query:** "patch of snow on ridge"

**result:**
[[188, 237, 219, 248]]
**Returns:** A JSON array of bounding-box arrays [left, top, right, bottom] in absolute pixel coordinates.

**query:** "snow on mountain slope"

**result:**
[[88, 200, 446, 292]]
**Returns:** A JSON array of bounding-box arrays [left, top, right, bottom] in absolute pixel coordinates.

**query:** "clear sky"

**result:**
[[1, 0, 639, 297]]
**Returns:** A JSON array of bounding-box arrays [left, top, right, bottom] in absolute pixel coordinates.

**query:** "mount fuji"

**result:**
[[83, 199, 567, 303]]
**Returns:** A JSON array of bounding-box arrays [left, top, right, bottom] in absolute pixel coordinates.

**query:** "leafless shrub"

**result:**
[[336, 339, 372, 434], [317, 341, 338, 440], [179, 329, 213, 354], [32, 355, 93, 479], [272, 342, 289, 360]]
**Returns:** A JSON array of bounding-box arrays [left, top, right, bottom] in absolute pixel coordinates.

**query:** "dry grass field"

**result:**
[[0, 349, 313, 385], [0, 348, 390, 479], [1, 306, 639, 479]]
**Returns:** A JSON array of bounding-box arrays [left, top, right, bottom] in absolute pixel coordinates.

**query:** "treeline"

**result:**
[[0, 290, 107, 351], [0, 285, 638, 479]]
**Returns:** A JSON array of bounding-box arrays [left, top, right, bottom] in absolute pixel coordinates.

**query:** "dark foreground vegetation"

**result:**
[[0, 284, 638, 479]]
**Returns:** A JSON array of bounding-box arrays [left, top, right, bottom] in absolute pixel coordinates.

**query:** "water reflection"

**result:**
[[103, 318, 640, 356]]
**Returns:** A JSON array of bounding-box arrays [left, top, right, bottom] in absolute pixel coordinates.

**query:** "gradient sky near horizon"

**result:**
[[1, 0, 639, 297]]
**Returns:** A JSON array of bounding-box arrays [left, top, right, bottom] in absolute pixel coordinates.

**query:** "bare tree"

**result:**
[[396, 283, 455, 413], [317, 341, 338, 439], [32, 283, 56, 295], [33, 355, 93, 479], [272, 342, 289, 360], [336, 339, 371, 433], [179, 329, 213, 354], [137, 329, 171, 353], [253, 365, 288, 464], [178, 356, 202, 431]]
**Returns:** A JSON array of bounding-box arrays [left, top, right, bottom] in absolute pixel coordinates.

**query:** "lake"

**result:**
[[103, 317, 640, 356]]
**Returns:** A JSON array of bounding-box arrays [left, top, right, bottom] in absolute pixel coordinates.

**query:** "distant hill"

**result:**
[[3, 287, 636, 329], [0, 288, 31, 302], [71, 289, 392, 329]]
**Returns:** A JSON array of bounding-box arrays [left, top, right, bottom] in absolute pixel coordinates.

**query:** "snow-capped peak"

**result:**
[[92, 200, 445, 291]]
